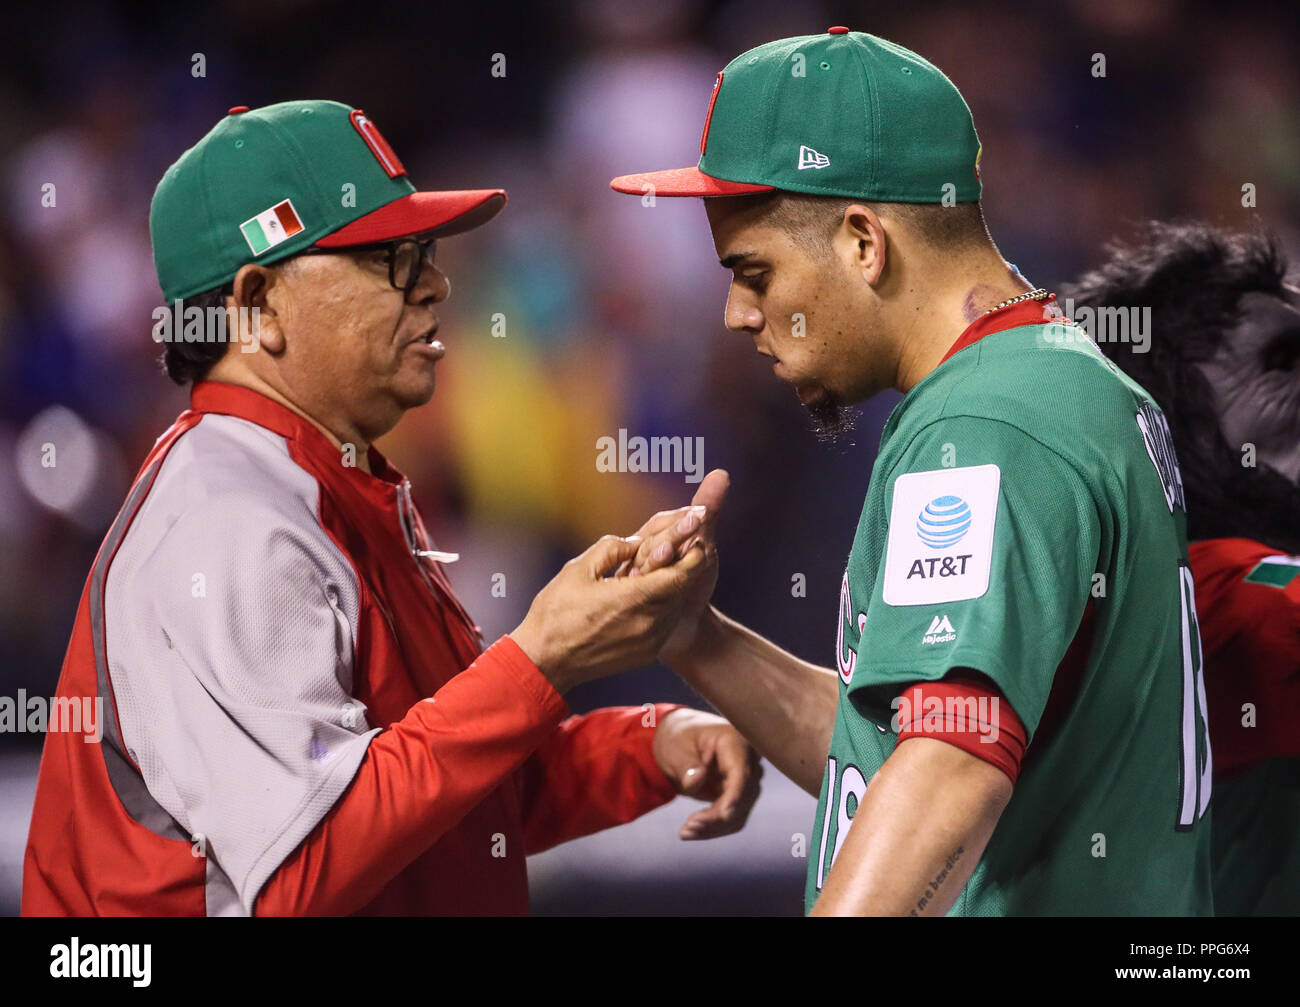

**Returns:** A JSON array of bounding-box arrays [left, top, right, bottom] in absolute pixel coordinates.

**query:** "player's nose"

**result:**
[[724, 285, 763, 334]]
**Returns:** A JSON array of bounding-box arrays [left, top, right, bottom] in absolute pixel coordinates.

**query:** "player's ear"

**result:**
[[838, 203, 887, 287], [231, 263, 285, 354]]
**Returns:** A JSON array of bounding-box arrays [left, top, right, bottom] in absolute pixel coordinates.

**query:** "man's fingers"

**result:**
[[634, 505, 706, 575], [583, 534, 644, 578], [690, 468, 730, 517], [631, 538, 707, 596], [711, 732, 755, 821], [622, 472, 729, 578], [679, 764, 710, 798], [628, 506, 711, 577], [680, 734, 760, 840], [634, 507, 693, 541], [613, 505, 701, 577]]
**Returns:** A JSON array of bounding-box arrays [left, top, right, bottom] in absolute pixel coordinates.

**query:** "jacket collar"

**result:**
[[189, 380, 409, 498]]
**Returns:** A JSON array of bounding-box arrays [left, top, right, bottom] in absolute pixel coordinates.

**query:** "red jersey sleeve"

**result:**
[[516, 703, 685, 855], [895, 670, 1028, 785], [254, 635, 567, 916]]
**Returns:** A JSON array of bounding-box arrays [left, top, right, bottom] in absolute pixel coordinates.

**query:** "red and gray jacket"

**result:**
[[23, 380, 681, 916]]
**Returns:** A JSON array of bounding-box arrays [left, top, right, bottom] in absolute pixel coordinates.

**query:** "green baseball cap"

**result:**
[[151, 99, 506, 302], [610, 27, 981, 203]]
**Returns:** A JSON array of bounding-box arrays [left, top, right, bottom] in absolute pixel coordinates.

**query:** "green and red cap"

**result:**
[[151, 100, 506, 302], [611, 27, 982, 204]]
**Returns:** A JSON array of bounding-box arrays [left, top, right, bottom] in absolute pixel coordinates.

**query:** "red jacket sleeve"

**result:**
[[254, 635, 567, 916], [516, 703, 686, 855]]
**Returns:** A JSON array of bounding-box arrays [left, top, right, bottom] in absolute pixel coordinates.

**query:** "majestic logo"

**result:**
[[921, 614, 956, 645], [239, 199, 304, 255], [350, 109, 406, 178], [916, 496, 972, 548], [798, 145, 829, 170]]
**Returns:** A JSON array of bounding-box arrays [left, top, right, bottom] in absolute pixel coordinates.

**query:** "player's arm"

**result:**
[[669, 607, 837, 797], [810, 736, 1012, 916]]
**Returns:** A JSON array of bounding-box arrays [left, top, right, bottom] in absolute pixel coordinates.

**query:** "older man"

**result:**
[[22, 100, 758, 917]]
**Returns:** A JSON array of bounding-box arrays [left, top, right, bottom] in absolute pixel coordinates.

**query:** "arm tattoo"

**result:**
[[909, 845, 965, 916]]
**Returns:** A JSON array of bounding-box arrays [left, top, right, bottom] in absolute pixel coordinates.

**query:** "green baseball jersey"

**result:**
[[805, 317, 1214, 916]]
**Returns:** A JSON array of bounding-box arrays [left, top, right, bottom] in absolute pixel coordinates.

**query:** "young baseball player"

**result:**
[[612, 28, 1213, 915]]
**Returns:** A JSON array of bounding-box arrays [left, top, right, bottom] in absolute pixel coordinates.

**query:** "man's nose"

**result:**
[[412, 263, 450, 305], [724, 285, 763, 333]]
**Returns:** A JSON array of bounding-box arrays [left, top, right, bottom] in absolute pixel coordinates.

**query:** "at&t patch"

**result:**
[[883, 464, 1000, 606]]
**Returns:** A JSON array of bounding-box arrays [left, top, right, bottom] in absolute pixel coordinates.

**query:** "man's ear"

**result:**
[[837, 203, 888, 288], [231, 263, 284, 354]]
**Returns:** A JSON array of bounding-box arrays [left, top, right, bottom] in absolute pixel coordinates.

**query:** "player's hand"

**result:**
[[616, 468, 729, 664], [652, 707, 762, 839], [510, 533, 708, 694]]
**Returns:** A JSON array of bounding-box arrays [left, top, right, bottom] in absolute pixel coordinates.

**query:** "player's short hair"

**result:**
[[160, 284, 233, 385], [1063, 220, 1298, 550], [753, 191, 990, 257]]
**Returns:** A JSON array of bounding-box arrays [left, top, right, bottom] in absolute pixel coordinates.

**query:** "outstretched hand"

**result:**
[[616, 468, 730, 663], [652, 707, 762, 839]]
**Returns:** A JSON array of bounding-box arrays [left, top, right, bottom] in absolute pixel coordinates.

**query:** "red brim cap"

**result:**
[[609, 166, 773, 197], [314, 189, 507, 246]]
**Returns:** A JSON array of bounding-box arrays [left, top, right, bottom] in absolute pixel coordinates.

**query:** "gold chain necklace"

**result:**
[[983, 287, 1049, 315]]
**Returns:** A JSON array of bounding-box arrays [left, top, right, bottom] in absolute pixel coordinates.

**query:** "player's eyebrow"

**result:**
[[719, 251, 756, 269]]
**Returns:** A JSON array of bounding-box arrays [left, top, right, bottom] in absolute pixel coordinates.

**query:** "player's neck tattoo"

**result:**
[[961, 283, 1019, 321]]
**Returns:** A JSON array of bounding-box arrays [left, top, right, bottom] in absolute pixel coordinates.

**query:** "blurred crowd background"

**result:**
[[0, 0, 1296, 915]]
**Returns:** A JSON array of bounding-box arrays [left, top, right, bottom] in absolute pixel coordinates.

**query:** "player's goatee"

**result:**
[[806, 397, 858, 444]]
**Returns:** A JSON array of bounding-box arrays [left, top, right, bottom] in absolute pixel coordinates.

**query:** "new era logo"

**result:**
[[798, 145, 829, 170]]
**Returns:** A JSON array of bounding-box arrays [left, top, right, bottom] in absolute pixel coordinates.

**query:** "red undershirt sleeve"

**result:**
[[894, 670, 1028, 785], [254, 634, 567, 916], [516, 703, 686, 855]]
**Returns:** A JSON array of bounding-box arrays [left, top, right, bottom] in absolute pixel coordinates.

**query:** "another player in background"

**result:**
[[1064, 220, 1300, 916], [610, 29, 1212, 915]]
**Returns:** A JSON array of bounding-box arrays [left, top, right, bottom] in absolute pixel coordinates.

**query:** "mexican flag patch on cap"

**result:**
[[240, 199, 304, 255]]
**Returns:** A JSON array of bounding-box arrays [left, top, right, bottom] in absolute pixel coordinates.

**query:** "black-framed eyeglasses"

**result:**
[[295, 237, 438, 297]]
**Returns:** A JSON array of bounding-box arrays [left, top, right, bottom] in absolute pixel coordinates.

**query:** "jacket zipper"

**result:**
[[397, 481, 484, 651]]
